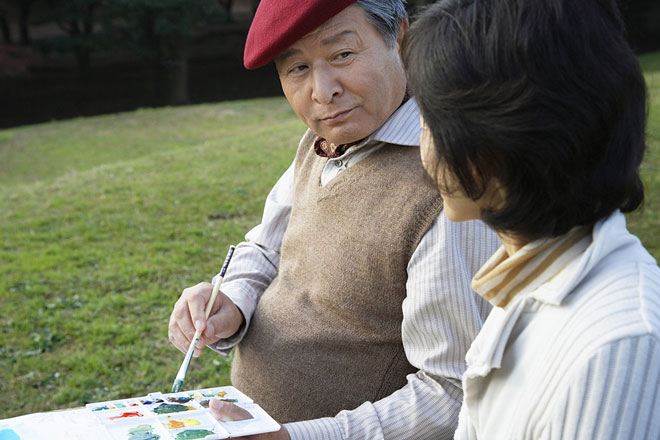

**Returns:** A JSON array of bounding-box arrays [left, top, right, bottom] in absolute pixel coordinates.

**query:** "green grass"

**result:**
[[0, 97, 306, 418], [1, 52, 660, 420], [628, 52, 660, 256]]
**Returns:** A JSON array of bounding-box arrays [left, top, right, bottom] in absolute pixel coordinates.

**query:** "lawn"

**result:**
[[0, 97, 306, 418], [1, 51, 659, 419], [630, 51, 660, 256]]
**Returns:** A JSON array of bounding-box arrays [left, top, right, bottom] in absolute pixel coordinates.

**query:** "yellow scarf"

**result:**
[[472, 226, 592, 308]]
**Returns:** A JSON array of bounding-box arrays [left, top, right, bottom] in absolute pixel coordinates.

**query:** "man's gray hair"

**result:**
[[356, 0, 408, 48]]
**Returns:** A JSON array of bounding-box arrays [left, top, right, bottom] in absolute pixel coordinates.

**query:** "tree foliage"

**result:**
[[34, 0, 224, 99], [101, 0, 222, 66], [37, 0, 103, 76], [620, 0, 660, 52]]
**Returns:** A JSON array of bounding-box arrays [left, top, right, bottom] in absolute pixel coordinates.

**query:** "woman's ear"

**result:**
[[484, 178, 508, 212]]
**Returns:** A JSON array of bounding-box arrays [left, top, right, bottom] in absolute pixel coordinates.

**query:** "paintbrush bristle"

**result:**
[[171, 378, 184, 393]]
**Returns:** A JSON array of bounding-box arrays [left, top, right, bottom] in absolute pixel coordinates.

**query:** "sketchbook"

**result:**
[[0, 386, 280, 440]]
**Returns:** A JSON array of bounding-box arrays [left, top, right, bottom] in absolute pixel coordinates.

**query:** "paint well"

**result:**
[[174, 430, 215, 440], [166, 397, 193, 404], [109, 411, 143, 421], [165, 419, 201, 430], [0, 429, 20, 440], [127, 424, 160, 440], [152, 403, 192, 414]]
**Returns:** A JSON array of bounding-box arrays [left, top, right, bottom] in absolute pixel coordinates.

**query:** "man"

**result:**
[[168, 1, 499, 439]]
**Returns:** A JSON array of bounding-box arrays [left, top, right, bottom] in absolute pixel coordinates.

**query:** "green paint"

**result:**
[[129, 425, 152, 433], [128, 434, 159, 440], [127, 424, 160, 440], [153, 403, 190, 414], [175, 429, 215, 440], [171, 379, 183, 394]]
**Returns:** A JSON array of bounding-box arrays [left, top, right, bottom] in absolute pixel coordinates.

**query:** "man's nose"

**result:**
[[311, 67, 342, 104]]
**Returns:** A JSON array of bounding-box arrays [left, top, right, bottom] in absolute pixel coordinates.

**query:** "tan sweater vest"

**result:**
[[231, 131, 443, 422]]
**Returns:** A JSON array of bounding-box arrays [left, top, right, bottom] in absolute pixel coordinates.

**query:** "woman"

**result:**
[[402, 0, 660, 438]]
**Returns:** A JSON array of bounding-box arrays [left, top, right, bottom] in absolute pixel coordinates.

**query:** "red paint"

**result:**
[[109, 411, 143, 420]]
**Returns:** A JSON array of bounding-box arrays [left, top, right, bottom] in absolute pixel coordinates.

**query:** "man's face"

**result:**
[[275, 5, 407, 145]]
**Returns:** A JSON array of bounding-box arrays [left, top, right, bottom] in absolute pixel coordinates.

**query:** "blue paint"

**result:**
[[0, 429, 21, 440], [141, 399, 160, 406]]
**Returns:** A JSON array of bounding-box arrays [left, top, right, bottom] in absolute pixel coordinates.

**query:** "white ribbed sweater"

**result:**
[[455, 211, 660, 439]]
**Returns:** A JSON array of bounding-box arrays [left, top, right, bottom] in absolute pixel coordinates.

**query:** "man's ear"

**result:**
[[397, 19, 409, 49]]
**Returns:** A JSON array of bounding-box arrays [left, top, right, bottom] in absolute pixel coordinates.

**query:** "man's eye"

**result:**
[[337, 51, 353, 59], [291, 65, 308, 74]]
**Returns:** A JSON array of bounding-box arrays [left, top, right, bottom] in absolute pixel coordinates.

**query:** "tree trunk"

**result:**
[[0, 9, 12, 44], [18, 0, 33, 45], [75, 48, 91, 78], [75, 5, 95, 78], [218, 0, 233, 22], [163, 35, 189, 105]]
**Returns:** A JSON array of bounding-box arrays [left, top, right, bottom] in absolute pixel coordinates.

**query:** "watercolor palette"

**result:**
[[86, 387, 279, 440]]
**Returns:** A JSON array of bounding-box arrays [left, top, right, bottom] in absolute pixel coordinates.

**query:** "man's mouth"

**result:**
[[321, 108, 355, 122]]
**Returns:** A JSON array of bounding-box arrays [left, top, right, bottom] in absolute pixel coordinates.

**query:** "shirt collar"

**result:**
[[368, 97, 421, 147], [320, 97, 421, 161]]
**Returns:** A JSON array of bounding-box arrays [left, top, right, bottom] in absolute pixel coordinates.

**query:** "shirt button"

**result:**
[[335, 160, 343, 168]]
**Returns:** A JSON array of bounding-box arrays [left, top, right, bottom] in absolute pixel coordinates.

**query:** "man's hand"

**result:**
[[168, 282, 244, 357], [209, 399, 291, 440]]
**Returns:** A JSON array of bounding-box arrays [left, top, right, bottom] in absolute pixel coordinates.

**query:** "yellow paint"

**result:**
[[165, 418, 202, 429]]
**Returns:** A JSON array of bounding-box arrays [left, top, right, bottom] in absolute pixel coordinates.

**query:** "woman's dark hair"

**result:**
[[402, 0, 648, 241]]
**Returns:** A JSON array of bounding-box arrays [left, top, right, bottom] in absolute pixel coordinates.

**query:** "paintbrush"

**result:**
[[171, 245, 236, 393]]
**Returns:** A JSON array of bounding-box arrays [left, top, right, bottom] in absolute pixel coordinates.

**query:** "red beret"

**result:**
[[244, 0, 358, 70]]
